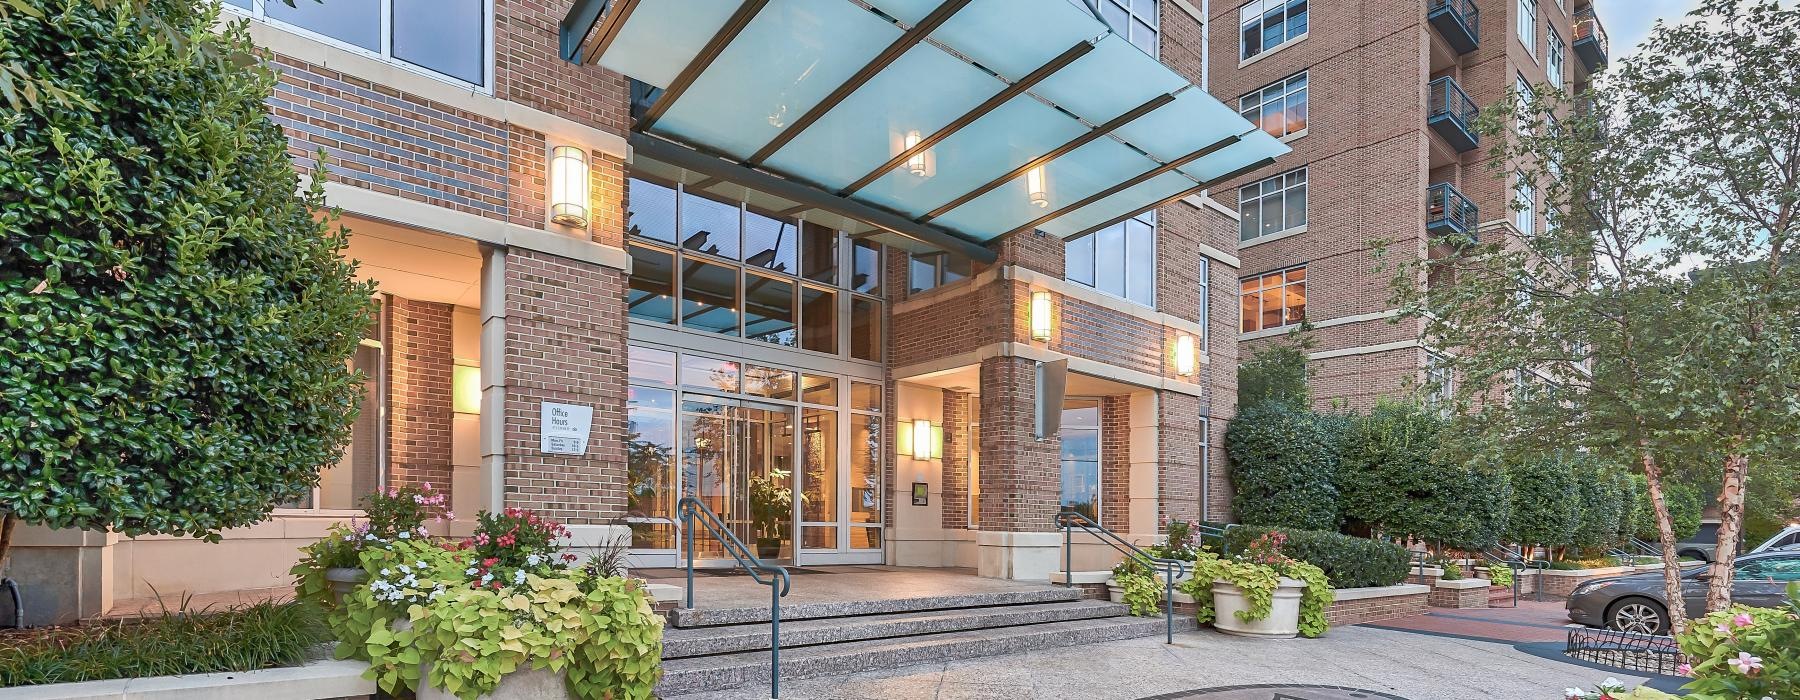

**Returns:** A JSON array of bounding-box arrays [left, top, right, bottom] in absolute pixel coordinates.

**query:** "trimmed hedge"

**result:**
[[1223, 526, 1411, 589], [1226, 403, 1346, 532]]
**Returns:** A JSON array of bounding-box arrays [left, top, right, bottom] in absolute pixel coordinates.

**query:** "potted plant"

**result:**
[[747, 468, 795, 559], [295, 482, 451, 606], [1180, 531, 1332, 639]]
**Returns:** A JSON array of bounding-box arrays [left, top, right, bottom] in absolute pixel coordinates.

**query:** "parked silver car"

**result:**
[[1566, 550, 1800, 634]]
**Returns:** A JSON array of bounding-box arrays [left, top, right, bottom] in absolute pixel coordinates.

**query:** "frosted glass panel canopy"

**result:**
[[569, 0, 1290, 245]]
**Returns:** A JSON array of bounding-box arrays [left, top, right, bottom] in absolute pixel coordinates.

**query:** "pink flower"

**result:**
[[1714, 622, 1732, 635], [1727, 652, 1763, 675], [444, 511, 456, 521], [1732, 612, 1754, 628], [1675, 663, 1692, 677]]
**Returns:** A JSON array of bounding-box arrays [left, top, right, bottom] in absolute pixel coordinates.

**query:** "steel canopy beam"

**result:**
[[1060, 157, 1277, 242], [631, 132, 996, 264], [920, 92, 1176, 223], [745, 0, 975, 166], [633, 0, 770, 132], [561, 0, 635, 65], [838, 41, 1097, 196], [1002, 132, 1250, 238]]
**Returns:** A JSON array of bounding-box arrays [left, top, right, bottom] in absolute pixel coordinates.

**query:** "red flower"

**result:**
[[483, 557, 499, 567]]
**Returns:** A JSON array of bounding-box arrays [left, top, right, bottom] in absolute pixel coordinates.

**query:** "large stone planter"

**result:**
[[324, 567, 367, 606], [420, 664, 570, 700], [1211, 578, 1305, 639]]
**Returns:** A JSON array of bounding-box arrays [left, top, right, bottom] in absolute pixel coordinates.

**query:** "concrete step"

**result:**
[[663, 599, 1128, 658], [656, 614, 1196, 696], [669, 586, 1085, 627]]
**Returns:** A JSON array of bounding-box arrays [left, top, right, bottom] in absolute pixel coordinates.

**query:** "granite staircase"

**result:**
[[655, 586, 1192, 696]]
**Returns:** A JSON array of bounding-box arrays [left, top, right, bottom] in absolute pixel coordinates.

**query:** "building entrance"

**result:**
[[682, 398, 796, 563]]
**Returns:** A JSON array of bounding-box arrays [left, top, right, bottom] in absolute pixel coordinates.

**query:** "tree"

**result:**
[[1388, 0, 1800, 628], [1226, 402, 1344, 532], [1570, 462, 1628, 555], [1338, 400, 1506, 550], [1237, 325, 1314, 411], [1506, 456, 1582, 560], [0, 0, 374, 573]]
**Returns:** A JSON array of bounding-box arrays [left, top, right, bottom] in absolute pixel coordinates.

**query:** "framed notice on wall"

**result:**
[[911, 482, 929, 506], [539, 401, 593, 455]]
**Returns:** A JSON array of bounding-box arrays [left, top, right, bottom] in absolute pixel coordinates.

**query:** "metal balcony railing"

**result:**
[[1427, 76, 1479, 152], [1427, 182, 1478, 240], [1573, 7, 1610, 71], [1426, 0, 1479, 53]]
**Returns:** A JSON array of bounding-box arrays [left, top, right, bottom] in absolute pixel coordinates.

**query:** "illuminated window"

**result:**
[[1239, 266, 1306, 333], [1239, 72, 1308, 140]]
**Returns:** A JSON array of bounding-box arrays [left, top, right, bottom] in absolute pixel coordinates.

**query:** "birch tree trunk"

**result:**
[[1706, 452, 1751, 611], [1638, 449, 1687, 634]]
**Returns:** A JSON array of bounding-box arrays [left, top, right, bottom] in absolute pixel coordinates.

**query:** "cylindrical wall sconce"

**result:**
[[1026, 165, 1048, 208], [904, 130, 929, 177], [1030, 290, 1053, 341], [1175, 333, 1197, 377], [549, 145, 589, 228]]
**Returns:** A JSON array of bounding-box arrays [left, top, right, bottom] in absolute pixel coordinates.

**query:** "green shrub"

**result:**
[[1675, 584, 1799, 700], [1238, 334, 1312, 410], [1337, 401, 1509, 550], [1223, 526, 1410, 588], [1227, 403, 1346, 531], [1627, 476, 1704, 543], [1506, 455, 1582, 555], [1572, 463, 1629, 552], [0, 601, 324, 686], [0, 0, 376, 542]]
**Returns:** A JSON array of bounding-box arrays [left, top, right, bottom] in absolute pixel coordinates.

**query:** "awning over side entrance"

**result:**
[[562, 0, 1288, 253]]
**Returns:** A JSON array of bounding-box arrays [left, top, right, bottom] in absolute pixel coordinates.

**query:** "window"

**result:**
[[1238, 168, 1307, 242], [1738, 557, 1800, 582], [1239, 72, 1308, 140], [1515, 173, 1536, 236], [1517, 0, 1536, 60], [1546, 26, 1565, 88], [1198, 415, 1212, 520], [1059, 400, 1102, 521], [1516, 74, 1533, 134], [1425, 351, 1454, 411], [625, 177, 883, 361], [1240, 0, 1308, 61], [222, 0, 489, 87], [1064, 212, 1156, 307], [290, 310, 386, 510], [1239, 266, 1306, 333], [968, 403, 982, 528], [1198, 257, 1211, 352], [1095, 0, 1160, 56], [908, 251, 973, 294]]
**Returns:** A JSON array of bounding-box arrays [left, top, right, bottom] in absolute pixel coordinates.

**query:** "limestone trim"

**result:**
[[1240, 309, 1404, 341], [1308, 340, 1421, 361], [1331, 584, 1431, 601], [319, 181, 631, 271], [245, 21, 628, 160], [893, 343, 1209, 399]]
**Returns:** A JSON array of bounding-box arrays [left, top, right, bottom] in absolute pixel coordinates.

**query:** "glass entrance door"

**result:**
[[680, 397, 796, 564]]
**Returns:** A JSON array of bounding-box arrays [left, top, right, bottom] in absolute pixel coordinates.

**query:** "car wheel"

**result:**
[[1608, 598, 1668, 635]]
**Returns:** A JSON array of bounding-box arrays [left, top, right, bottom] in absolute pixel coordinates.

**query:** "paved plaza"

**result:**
[[666, 623, 1653, 700]]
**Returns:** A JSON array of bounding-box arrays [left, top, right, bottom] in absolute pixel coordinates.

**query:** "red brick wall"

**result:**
[[977, 356, 1061, 533], [500, 248, 629, 524], [940, 391, 973, 530], [386, 297, 455, 494], [1326, 591, 1429, 626], [1157, 391, 1204, 524], [1100, 396, 1131, 530]]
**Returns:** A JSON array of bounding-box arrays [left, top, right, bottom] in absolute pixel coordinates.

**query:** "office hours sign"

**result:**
[[539, 401, 593, 455]]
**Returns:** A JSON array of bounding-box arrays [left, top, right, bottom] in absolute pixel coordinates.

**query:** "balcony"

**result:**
[[1427, 0, 1479, 54], [1427, 182, 1477, 240], [1427, 76, 1478, 153], [1573, 7, 1609, 72]]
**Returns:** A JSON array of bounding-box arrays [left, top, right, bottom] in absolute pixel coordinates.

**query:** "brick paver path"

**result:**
[[1367, 600, 1576, 644]]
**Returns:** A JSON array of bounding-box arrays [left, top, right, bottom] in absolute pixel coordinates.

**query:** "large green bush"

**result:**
[[1624, 474, 1704, 543], [1337, 401, 1510, 550], [1227, 403, 1345, 531], [0, 1, 374, 542], [1571, 462, 1629, 552], [1237, 333, 1312, 410], [1506, 455, 1582, 555], [1223, 526, 1411, 588]]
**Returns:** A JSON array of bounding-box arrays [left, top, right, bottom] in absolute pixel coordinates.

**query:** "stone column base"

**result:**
[[977, 531, 1064, 581]]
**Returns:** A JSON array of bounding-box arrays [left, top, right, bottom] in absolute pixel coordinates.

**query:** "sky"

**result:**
[[1592, 0, 1701, 61]]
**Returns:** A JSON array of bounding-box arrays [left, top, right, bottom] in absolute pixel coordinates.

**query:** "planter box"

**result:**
[[1429, 578, 1492, 609], [419, 664, 568, 700], [1210, 578, 1306, 639], [9, 658, 374, 700], [1325, 584, 1428, 627], [1528, 566, 1630, 599]]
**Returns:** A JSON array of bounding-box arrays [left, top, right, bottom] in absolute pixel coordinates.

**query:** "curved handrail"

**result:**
[[1056, 510, 1187, 644], [678, 496, 792, 698]]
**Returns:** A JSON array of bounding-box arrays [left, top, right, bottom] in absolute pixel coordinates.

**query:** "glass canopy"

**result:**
[[565, 0, 1290, 246]]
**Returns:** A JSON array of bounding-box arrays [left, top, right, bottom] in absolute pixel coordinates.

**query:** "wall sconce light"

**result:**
[[549, 145, 589, 228], [897, 419, 942, 459], [1175, 333, 1197, 377], [453, 365, 481, 414], [904, 130, 930, 177], [1025, 165, 1048, 208], [1030, 290, 1053, 342]]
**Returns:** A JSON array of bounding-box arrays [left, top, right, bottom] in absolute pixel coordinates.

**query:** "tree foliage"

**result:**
[[1337, 400, 1509, 550], [1226, 402, 1344, 532], [1506, 456, 1581, 556], [1236, 327, 1313, 411], [0, 0, 374, 550]]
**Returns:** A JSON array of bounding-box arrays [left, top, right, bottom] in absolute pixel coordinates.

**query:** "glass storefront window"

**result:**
[[850, 413, 881, 524], [627, 244, 676, 324], [745, 365, 797, 400], [680, 258, 739, 335], [849, 527, 882, 550], [681, 355, 740, 393], [801, 221, 837, 284], [743, 273, 796, 346], [627, 178, 677, 243], [803, 526, 839, 549], [850, 297, 882, 362], [800, 286, 838, 354], [800, 408, 838, 524], [680, 189, 740, 260], [851, 239, 882, 295], [626, 386, 677, 549], [1059, 399, 1102, 521], [850, 381, 882, 411], [629, 346, 676, 386], [801, 375, 838, 406], [744, 209, 798, 274]]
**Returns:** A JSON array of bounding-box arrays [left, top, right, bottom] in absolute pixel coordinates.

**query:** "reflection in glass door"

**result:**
[[1059, 399, 1102, 521], [680, 398, 797, 563]]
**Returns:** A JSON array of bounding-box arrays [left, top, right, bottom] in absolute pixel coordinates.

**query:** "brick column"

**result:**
[[977, 356, 1061, 532], [940, 391, 973, 530], [1100, 395, 1131, 531], [386, 296, 455, 493], [498, 248, 629, 526], [1157, 390, 1204, 524]]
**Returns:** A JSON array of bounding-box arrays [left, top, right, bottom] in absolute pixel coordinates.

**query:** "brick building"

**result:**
[[15, 0, 1292, 623], [1209, 0, 1608, 410]]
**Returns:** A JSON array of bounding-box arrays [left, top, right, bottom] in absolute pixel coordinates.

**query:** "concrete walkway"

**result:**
[[666, 624, 1652, 700]]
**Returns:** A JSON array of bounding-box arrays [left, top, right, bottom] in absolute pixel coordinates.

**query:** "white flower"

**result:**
[[380, 569, 391, 576], [466, 567, 479, 576], [1564, 689, 1584, 699], [526, 553, 542, 566], [513, 569, 527, 584], [398, 531, 410, 539], [417, 561, 428, 568], [480, 573, 493, 584]]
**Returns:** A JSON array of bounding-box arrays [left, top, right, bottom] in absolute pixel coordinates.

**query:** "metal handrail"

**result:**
[[1056, 510, 1188, 644], [1484, 545, 1549, 602], [1573, 7, 1609, 58], [678, 496, 793, 699]]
